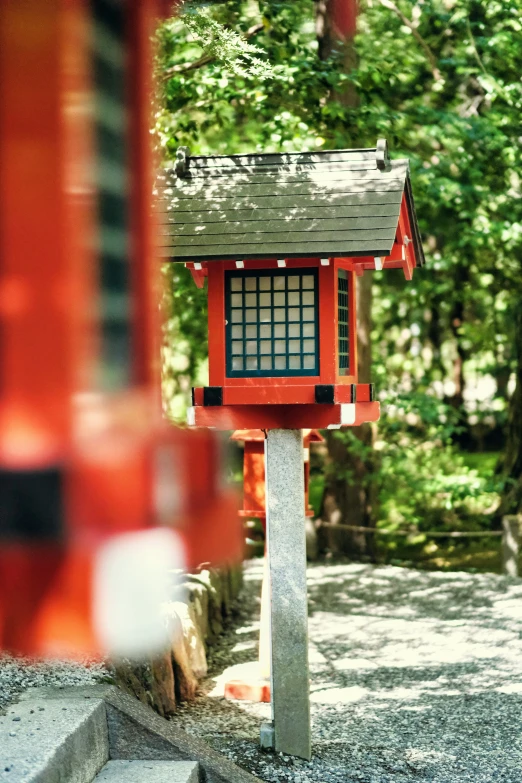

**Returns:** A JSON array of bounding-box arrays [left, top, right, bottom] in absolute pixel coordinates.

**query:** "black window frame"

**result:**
[[225, 267, 320, 378]]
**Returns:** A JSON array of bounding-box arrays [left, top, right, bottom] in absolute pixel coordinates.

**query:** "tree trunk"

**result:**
[[315, 0, 377, 559], [315, 0, 357, 106], [426, 299, 445, 379], [499, 301, 522, 514], [444, 266, 472, 447]]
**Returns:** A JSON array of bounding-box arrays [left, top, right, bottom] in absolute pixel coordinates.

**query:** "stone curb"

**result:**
[[20, 685, 261, 783]]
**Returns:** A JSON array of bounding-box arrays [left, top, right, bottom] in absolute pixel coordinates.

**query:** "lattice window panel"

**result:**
[[338, 271, 349, 372], [225, 269, 319, 377]]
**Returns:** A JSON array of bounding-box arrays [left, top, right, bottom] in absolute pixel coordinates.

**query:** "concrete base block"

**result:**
[[259, 722, 275, 751]]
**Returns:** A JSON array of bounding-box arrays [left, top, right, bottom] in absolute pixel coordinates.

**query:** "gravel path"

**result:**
[[0, 656, 108, 712], [170, 560, 522, 783]]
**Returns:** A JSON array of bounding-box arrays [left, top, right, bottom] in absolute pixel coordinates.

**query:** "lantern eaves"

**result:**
[[156, 142, 424, 267]]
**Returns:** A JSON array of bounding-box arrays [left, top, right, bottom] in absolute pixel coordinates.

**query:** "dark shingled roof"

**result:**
[[156, 141, 424, 266]]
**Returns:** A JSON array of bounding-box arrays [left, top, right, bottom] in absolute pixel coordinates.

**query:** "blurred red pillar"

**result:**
[[0, 0, 241, 658]]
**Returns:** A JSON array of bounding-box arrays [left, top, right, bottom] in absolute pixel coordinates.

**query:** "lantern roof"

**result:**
[[156, 140, 424, 266]]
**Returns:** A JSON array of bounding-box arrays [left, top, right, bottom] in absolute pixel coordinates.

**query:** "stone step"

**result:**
[[0, 696, 108, 783], [94, 761, 199, 783], [18, 685, 262, 783]]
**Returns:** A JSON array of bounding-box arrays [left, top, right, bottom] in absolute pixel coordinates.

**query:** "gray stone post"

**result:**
[[262, 429, 311, 760], [502, 515, 522, 577]]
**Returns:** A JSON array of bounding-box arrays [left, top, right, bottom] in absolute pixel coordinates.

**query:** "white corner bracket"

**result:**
[[235, 260, 245, 269], [277, 259, 286, 268], [340, 403, 356, 426], [186, 407, 196, 427], [320, 258, 330, 266], [326, 403, 356, 429], [194, 262, 202, 270], [374, 257, 383, 271]]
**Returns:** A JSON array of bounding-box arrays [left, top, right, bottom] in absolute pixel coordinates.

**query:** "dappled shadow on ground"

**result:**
[[170, 560, 522, 782]]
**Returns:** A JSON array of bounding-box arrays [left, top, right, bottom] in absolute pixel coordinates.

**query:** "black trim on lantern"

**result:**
[[191, 387, 196, 406], [369, 384, 375, 402], [0, 467, 65, 541], [315, 385, 335, 405], [203, 387, 223, 406], [350, 384, 356, 403]]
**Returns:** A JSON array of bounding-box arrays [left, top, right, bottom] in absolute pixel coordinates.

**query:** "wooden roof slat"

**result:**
[[159, 227, 395, 249], [155, 203, 402, 225], [155, 190, 403, 215], [158, 179, 406, 203], [158, 238, 394, 259], [159, 215, 399, 237]]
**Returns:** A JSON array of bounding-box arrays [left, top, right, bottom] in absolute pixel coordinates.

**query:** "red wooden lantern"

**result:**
[[231, 429, 324, 524], [157, 141, 425, 430], [0, 0, 240, 658]]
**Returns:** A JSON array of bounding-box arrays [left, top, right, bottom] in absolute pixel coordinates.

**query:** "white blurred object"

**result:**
[[93, 528, 185, 658]]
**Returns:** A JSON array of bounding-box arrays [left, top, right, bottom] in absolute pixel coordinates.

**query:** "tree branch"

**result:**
[[465, 17, 487, 75], [377, 0, 442, 82], [162, 22, 264, 81]]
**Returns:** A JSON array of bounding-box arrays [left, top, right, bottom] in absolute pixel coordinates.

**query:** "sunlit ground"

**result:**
[[170, 560, 522, 782]]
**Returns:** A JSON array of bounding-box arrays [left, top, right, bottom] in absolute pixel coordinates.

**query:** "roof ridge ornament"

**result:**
[[175, 146, 190, 178], [375, 138, 390, 171]]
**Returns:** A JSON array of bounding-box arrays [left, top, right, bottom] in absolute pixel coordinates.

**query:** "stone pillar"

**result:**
[[502, 515, 522, 577], [263, 429, 311, 760]]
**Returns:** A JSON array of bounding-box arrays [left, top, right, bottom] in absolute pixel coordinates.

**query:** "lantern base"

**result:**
[[187, 402, 380, 430]]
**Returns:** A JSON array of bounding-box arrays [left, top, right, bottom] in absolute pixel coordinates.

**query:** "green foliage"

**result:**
[[328, 391, 502, 536], [155, 0, 330, 157], [347, 0, 522, 446], [179, 3, 274, 78], [157, 0, 522, 539], [161, 263, 208, 421]]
